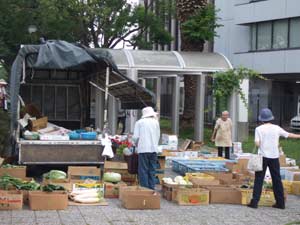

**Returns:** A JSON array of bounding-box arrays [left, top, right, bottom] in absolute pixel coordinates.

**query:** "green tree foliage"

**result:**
[[0, 0, 172, 69], [180, 3, 222, 45], [212, 67, 265, 112]]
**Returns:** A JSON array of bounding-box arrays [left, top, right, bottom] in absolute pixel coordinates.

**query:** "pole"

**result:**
[[194, 74, 205, 141], [104, 67, 110, 124]]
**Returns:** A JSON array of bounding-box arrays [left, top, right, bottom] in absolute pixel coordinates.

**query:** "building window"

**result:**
[[251, 17, 300, 51], [290, 18, 300, 48], [257, 22, 272, 50], [272, 20, 288, 49], [251, 24, 257, 51]]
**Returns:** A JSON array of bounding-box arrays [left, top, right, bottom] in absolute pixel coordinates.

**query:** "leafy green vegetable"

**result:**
[[43, 170, 67, 180], [42, 184, 66, 192], [1, 164, 24, 168], [0, 174, 40, 190]]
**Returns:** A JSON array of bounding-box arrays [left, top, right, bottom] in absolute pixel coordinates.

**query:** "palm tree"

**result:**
[[177, 0, 208, 124]]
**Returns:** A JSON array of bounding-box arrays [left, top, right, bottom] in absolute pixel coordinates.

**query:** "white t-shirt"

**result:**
[[255, 124, 289, 158], [133, 117, 160, 154]]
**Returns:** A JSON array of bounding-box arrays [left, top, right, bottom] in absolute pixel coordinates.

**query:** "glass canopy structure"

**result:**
[[92, 49, 235, 142]]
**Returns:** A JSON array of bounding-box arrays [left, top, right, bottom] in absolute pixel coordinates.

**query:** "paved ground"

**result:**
[[0, 194, 299, 225]]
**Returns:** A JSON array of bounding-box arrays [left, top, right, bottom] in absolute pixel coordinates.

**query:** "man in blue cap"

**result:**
[[248, 108, 300, 209]]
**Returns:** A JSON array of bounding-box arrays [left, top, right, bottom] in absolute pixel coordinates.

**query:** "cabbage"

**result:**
[[43, 170, 67, 180], [103, 172, 121, 183], [174, 176, 184, 183]]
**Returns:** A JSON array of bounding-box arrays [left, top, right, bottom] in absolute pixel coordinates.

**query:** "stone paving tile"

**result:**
[[35, 210, 60, 218], [12, 210, 35, 218], [0, 210, 12, 217], [35, 216, 61, 224], [11, 216, 36, 224]]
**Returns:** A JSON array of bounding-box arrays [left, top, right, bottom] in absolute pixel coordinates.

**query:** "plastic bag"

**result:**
[[247, 154, 263, 171]]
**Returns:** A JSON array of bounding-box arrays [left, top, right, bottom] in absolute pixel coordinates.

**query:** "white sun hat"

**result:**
[[142, 106, 158, 118]]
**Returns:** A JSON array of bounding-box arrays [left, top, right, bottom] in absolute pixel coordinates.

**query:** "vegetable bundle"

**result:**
[[0, 174, 40, 190]]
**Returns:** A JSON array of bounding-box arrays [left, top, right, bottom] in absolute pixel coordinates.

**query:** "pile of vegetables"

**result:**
[[43, 170, 67, 180], [0, 174, 40, 190], [103, 172, 121, 183], [42, 184, 66, 192], [1, 164, 24, 168], [69, 189, 104, 204], [162, 176, 193, 185]]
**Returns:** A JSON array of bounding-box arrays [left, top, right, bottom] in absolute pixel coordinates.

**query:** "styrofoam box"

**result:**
[[161, 134, 178, 146], [160, 145, 178, 151]]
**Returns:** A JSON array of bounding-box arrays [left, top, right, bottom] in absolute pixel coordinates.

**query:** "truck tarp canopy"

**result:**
[[9, 40, 155, 132]]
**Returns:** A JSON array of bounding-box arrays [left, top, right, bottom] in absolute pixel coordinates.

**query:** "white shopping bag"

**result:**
[[247, 154, 263, 172]]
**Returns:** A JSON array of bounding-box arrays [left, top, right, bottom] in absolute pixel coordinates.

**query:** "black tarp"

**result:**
[[9, 40, 155, 135]]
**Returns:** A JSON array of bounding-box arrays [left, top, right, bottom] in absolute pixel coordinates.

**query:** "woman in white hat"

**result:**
[[248, 108, 300, 209], [133, 106, 160, 190]]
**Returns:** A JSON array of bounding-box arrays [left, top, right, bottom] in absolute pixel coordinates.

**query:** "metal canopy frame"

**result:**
[[95, 49, 234, 141]]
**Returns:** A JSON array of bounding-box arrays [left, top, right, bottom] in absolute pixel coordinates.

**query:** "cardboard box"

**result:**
[[190, 141, 204, 151], [119, 186, 150, 200], [237, 158, 249, 172], [162, 182, 192, 202], [29, 191, 68, 210], [190, 177, 220, 187], [279, 154, 287, 167], [29, 116, 48, 131], [178, 139, 192, 151], [122, 191, 160, 210], [285, 169, 300, 181], [160, 145, 178, 151], [161, 134, 178, 146], [291, 181, 300, 195], [104, 161, 136, 182], [176, 188, 209, 206], [104, 182, 127, 198], [205, 186, 241, 204], [0, 190, 23, 210], [42, 178, 72, 191], [0, 166, 27, 179], [68, 166, 101, 183], [206, 172, 234, 185], [225, 162, 239, 172]]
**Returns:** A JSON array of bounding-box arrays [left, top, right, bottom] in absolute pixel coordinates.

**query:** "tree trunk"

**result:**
[[177, 0, 207, 125]]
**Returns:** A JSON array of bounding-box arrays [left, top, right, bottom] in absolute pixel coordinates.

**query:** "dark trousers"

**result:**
[[218, 147, 230, 159], [138, 152, 157, 190], [117, 116, 126, 134], [251, 157, 285, 207]]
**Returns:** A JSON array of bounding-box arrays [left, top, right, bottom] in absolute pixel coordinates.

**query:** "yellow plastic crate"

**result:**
[[291, 181, 300, 195], [240, 189, 275, 206]]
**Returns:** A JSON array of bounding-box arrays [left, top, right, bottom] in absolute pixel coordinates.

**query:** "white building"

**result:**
[[214, 0, 300, 133]]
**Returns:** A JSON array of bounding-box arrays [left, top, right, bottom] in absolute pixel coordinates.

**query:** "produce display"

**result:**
[[0, 175, 40, 190], [43, 170, 67, 180], [1, 164, 24, 168], [69, 189, 104, 203], [162, 176, 192, 185], [103, 172, 122, 183], [42, 184, 66, 192]]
